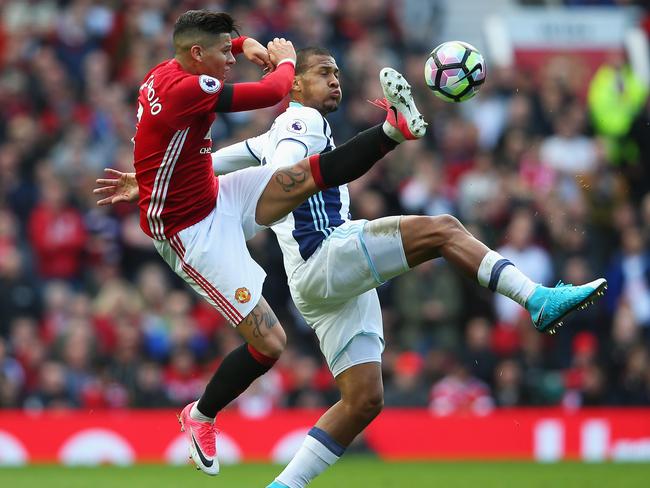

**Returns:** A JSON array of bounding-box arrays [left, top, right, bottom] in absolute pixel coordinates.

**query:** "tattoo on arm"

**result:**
[[244, 306, 277, 338], [274, 168, 307, 193]]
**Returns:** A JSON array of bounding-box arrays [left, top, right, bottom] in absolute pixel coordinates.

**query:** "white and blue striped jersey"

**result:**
[[212, 102, 350, 279]]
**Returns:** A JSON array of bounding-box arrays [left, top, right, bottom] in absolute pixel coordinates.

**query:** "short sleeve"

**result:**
[[270, 107, 329, 161], [245, 134, 265, 163], [163, 74, 224, 128]]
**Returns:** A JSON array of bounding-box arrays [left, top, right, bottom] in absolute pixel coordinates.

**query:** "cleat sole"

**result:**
[[380, 67, 428, 138]]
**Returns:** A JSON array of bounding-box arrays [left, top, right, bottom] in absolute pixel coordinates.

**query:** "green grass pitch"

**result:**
[[1, 458, 649, 488]]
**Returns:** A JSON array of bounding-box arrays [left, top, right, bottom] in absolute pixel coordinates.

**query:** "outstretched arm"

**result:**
[[212, 141, 260, 175]]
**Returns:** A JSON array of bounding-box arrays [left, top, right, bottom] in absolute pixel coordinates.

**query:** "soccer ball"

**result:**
[[424, 41, 486, 103]]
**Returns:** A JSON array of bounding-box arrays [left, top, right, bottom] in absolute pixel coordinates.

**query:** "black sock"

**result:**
[[310, 124, 399, 189], [196, 344, 276, 418]]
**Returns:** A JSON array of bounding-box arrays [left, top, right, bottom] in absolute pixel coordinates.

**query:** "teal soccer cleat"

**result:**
[[266, 482, 289, 488], [526, 278, 608, 335]]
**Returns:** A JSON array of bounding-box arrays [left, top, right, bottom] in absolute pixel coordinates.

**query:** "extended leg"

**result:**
[[400, 214, 487, 274], [179, 297, 285, 475], [270, 362, 383, 488], [399, 214, 607, 334]]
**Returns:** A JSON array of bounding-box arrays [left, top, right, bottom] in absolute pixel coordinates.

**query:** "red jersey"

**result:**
[[133, 39, 295, 240], [28, 204, 86, 279], [134, 58, 224, 240]]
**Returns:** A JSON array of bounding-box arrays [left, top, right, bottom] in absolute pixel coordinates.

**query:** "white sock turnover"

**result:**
[[275, 427, 344, 488], [190, 402, 214, 423], [477, 250, 537, 307]]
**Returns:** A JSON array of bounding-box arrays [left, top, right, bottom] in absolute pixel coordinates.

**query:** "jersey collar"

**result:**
[[289, 101, 304, 108]]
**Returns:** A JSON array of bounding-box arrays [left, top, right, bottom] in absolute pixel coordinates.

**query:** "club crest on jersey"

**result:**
[[199, 75, 221, 94], [287, 119, 307, 134], [234, 287, 251, 304]]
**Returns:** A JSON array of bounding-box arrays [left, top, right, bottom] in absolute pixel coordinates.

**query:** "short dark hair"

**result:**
[[295, 47, 334, 75], [173, 10, 239, 49]]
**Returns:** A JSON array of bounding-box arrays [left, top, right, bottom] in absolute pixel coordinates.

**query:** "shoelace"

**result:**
[[552, 280, 575, 294], [367, 98, 389, 110], [195, 422, 219, 453], [549, 280, 585, 309], [554, 280, 573, 287]]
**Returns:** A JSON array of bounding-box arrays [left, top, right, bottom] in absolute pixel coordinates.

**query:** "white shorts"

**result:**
[[329, 333, 383, 378], [153, 166, 275, 326], [289, 217, 410, 374]]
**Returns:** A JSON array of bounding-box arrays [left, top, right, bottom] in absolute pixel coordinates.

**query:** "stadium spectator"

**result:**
[[28, 173, 87, 282], [429, 358, 494, 415], [0, 242, 40, 339], [587, 51, 648, 170], [494, 209, 554, 326], [0, 337, 24, 407], [132, 361, 171, 408], [492, 359, 527, 407], [164, 347, 204, 408], [393, 259, 464, 350], [24, 360, 76, 410], [461, 317, 498, 386], [629, 97, 650, 201], [383, 351, 429, 407], [612, 343, 650, 405], [606, 225, 650, 338]]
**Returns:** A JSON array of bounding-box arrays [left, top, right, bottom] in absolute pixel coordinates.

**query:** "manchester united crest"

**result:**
[[234, 287, 251, 304]]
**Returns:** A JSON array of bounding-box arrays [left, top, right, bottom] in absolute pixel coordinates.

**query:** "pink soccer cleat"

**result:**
[[178, 401, 219, 475], [369, 67, 427, 142]]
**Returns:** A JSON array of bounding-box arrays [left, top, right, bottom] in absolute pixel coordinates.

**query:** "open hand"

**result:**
[[94, 168, 139, 206]]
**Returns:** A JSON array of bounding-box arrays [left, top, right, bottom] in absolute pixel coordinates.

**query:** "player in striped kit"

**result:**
[[95, 10, 429, 477], [210, 47, 608, 488]]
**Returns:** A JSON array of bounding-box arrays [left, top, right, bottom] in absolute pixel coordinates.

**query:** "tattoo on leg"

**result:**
[[274, 168, 307, 193], [243, 306, 277, 338]]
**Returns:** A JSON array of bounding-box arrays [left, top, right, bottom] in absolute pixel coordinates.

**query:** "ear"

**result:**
[[292, 76, 301, 93], [189, 45, 202, 62]]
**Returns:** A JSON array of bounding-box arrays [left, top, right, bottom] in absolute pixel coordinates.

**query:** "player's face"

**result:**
[[197, 33, 236, 81], [296, 55, 342, 114]]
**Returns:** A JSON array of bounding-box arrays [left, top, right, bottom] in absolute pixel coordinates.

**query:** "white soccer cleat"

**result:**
[[369, 67, 428, 142], [178, 402, 220, 476]]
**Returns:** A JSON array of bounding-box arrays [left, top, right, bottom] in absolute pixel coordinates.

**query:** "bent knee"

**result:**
[[346, 389, 384, 420], [253, 326, 287, 359], [431, 214, 463, 232], [266, 328, 287, 359], [427, 214, 469, 241]]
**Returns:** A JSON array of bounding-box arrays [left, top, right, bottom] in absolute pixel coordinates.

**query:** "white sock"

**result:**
[[477, 250, 537, 307], [383, 120, 405, 143], [275, 427, 344, 488], [190, 402, 214, 423]]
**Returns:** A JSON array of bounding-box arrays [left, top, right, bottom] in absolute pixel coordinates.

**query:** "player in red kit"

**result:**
[[97, 9, 430, 477], [130, 10, 297, 475]]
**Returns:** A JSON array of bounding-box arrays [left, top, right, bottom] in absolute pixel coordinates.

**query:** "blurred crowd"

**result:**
[[1, 0, 650, 416]]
